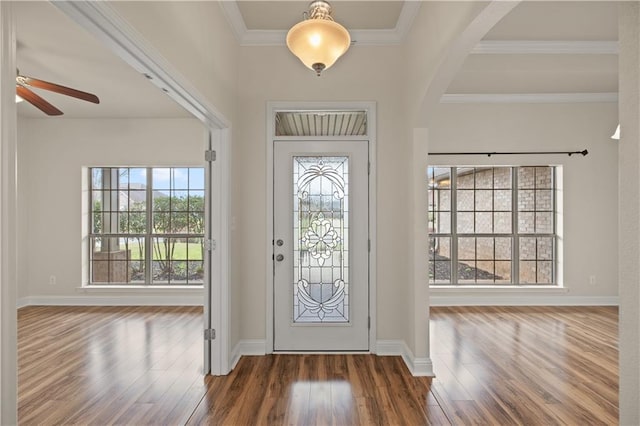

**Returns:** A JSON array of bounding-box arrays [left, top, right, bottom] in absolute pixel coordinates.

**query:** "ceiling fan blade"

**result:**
[[16, 85, 63, 116], [22, 76, 100, 104]]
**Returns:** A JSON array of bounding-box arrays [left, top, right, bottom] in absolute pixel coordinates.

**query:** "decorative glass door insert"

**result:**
[[293, 156, 349, 323]]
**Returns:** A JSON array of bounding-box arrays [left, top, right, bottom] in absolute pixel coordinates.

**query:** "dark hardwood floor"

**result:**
[[17, 305, 618, 425], [186, 354, 447, 425]]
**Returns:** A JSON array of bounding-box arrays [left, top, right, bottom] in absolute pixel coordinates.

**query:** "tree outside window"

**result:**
[[89, 167, 205, 285]]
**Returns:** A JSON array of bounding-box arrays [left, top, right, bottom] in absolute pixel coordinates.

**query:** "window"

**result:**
[[89, 167, 205, 286], [428, 166, 559, 286]]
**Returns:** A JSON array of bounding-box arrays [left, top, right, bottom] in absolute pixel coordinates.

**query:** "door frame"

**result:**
[[266, 101, 377, 353], [52, 2, 232, 375]]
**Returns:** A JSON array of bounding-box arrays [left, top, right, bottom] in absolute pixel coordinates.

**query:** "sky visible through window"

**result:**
[[89, 166, 206, 285], [93, 167, 205, 195]]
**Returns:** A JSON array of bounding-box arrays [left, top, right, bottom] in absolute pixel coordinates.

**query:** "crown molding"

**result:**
[[53, 1, 229, 128], [219, 1, 248, 43], [441, 92, 619, 104], [472, 40, 619, 55], [220, 1, 421, 46]]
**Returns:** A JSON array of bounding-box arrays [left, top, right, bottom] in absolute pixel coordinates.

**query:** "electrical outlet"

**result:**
[[49, 275, 56, 285], [589, 275, 596, 285]]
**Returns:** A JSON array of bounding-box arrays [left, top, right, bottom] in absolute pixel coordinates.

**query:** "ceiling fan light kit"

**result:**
[[16, 70, 100, 116], [286, 0, 351, 76]]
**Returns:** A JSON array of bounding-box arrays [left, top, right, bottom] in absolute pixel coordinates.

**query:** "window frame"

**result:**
[[87, 166, 206, 286], [429, 166, 559, 286]]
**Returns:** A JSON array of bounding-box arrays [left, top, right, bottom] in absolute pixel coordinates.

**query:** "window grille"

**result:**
[[428, 166, 558, 285], [89, 167, 205, 285]]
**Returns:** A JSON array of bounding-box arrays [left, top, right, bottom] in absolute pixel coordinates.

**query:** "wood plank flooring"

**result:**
[[186, 354, 447, 425], [18, 305, 618, 425], [430, 306, 618, 425], [18, 306, 206, 425]]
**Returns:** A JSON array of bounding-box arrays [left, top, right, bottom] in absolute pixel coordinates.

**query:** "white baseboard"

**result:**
[[230, 339, 267, 370], [16, 298, 29, 309], [16, 294, 204, 307], [430, 295, 619, 307], [376, 339, 434, 377], [412, 357, 434, 376]]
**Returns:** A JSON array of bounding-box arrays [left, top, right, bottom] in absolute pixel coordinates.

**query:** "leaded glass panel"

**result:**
[[293, 156, 349, 323]]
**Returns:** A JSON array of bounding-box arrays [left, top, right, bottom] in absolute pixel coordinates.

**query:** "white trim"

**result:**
[[17, 295, 204, 307], [265, 101, 377, 354], [212, 127, 232, 375], [0, 3, 18, 422], [53, 1, 232, 376], [441, 92, 619, 104], [430, 295, 619, 307], [219, 1, 248, 44], [417, 1, 521, 124], [375, 340, 406, 356], [78, 285, 205, 291], [376, 340, 435, 377], [412, 357, 435, 377], [393, 1, 421, 41], [472, 40, 619, 55], [52, 2, 229, 129], [220, 1, 420, 46], [230, 340, 268, 370]]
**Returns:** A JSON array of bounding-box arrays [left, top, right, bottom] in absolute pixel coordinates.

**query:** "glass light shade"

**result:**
[[286, 19, 350, 74]]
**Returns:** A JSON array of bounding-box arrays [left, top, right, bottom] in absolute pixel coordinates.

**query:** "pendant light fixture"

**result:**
[[286, 1, 351, 76]]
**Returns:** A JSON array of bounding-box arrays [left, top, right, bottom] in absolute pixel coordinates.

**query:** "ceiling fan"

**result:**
[[16, 70, 100, 116]]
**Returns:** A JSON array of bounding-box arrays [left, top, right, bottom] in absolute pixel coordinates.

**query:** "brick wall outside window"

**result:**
[[428, 166, 557, 285]]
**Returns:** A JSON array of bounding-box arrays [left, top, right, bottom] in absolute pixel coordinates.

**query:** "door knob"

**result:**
[[276, 254, 284, 262]]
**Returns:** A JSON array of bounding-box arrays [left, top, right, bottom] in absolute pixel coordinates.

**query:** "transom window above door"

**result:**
[[88, 167, 205, 286], [275, 110, 367, 137]]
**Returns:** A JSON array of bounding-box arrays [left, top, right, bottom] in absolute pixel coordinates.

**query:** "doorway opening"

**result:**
[[266, 102, 377, 353]]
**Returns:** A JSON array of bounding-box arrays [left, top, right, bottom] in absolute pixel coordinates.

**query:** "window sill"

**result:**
[[430, 285, 567, 293], [77, 285, 204, 293]]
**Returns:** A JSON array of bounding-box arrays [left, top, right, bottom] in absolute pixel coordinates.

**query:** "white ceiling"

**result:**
[[14, 1, 620, 119], [484, 1, 618, 41], [237, 1, 404, 31], [447, 1, 619, 98]]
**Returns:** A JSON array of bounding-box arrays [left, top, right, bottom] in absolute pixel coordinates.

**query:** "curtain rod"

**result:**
[[429, 149, 588, 157]]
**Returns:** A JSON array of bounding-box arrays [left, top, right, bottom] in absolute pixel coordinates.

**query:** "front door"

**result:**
[[273, 140, 369, 351]]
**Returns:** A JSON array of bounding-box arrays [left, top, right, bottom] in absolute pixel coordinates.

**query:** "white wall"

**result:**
[[428, 102, 619, 304], [404, 1, 489, 126], [17, 117, 207, 305], [234, 44, 412, 348], [110, 1, 238, 123]]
